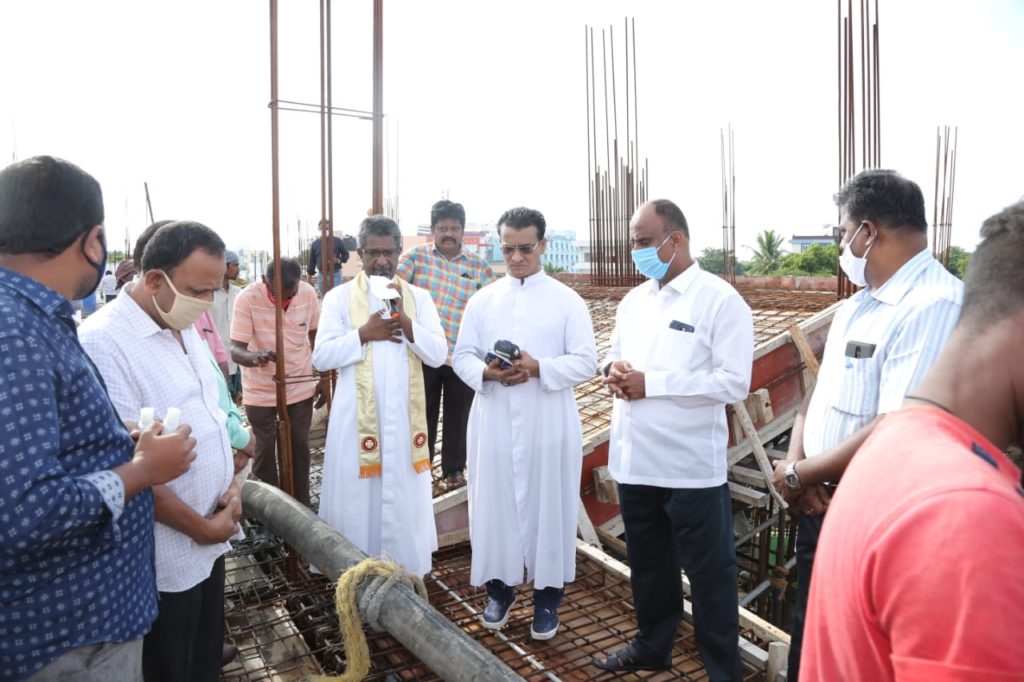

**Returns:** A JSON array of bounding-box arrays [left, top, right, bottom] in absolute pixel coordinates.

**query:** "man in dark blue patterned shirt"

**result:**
[[0, 156, 197, 681]]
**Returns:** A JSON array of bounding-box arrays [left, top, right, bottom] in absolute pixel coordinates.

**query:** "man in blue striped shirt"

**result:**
[[771, 169, 963, 681]]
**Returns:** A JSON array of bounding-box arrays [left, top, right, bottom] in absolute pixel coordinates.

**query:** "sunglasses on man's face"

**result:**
[[500, 242, 540, 256]]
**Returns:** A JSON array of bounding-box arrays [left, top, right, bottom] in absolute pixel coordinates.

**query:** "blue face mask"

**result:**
[[631, 233, 676, 280]]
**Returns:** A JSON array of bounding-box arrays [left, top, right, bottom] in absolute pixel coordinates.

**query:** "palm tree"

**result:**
[[747, 229, 786, 275]]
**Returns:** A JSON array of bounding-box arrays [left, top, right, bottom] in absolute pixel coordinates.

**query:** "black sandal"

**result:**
[[592, 644, 670, 673]]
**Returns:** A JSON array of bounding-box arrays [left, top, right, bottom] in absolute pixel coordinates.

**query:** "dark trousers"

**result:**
[[619, 483, 742, 682], [423, 364, 474, 476], [142, 556, 224, 682], [245, 397, 313, 506], [786, 513, 823, 682]]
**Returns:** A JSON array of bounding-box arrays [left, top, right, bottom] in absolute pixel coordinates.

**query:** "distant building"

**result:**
[[790, 233, 836, 252], [542, 230, 581, 273], [481, 229, 581, 274]]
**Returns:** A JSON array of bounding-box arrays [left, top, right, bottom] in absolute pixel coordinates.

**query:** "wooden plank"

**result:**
[[595, 526, 628, 558], [592, 465, 619, 505], [576, 540, 791, 646], [751, 387, 774, 424], [765, 448, 789, 460], [437, 528, 470, 548], [432, 485, 468, 515], [598, 514, 625, 537], [788, 323, 821, 377], [730, 465, 768, 488], [729, 481, 768, 508], [577, 498, 601, 547], [733, 401, 788, 509], [767, 641, 789, 681], [727, 409, 796, 466]]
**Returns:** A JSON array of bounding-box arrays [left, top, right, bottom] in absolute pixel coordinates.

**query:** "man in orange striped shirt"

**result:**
[[230, 258, 327, 506]]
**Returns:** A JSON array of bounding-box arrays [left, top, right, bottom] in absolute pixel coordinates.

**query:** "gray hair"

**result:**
[[357, 215, 402, 249]]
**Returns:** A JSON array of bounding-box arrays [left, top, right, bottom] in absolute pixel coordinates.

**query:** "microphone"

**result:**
[[376, 269, 400, 319]]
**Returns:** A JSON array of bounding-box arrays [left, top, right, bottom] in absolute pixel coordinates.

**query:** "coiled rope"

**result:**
[[312, 557, 428, 682]]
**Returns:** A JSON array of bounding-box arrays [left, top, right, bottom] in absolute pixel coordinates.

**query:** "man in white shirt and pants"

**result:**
[[593, 200, 753, 680], [454, 207, 597, 641], [769, 170, 963, 681], [80, 221, 242, 682], [313, 216, 447, 577]]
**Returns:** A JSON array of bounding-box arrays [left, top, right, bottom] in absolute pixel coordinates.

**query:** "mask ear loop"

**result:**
[[843, 223, 867, 257]]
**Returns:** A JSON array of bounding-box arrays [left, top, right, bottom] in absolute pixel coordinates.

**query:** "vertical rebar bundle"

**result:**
[[585, 18, 648, 288], [372, 0, 384, 214], [268, 0, 295, 507], [318, 0, 337, 296], [837, 0, 882, 298], [721, 125, 737, 284], [932, 125, 958, 268]]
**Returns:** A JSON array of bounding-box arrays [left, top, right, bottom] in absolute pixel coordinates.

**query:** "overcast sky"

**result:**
[[1, 0, 1021, 259]]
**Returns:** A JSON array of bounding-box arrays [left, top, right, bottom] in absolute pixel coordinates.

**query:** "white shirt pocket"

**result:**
[[654, 326, 699, 371], [833, 356, 881, 417]]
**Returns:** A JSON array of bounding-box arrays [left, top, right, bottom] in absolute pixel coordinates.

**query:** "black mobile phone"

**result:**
[[845, 340, 877, 359]]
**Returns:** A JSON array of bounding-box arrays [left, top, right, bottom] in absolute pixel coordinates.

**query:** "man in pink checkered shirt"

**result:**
[[396, 200, 496, 488]]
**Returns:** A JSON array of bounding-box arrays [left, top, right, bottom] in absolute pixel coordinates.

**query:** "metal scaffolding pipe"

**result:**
[[241, 481, 522, 682]]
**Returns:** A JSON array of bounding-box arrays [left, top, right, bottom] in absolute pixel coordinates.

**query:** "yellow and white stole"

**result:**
[[349, 272, 431, 478]]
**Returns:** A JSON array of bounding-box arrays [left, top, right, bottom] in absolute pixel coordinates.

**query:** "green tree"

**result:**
[[946, 246, 971, 279], [108, 250, 127, 264], [746, 229, 786, 275], [775, 243, 838, 276], [697, 247, 725, 274]]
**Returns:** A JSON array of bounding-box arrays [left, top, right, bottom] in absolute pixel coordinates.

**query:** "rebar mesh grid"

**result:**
[[222, 531, 765, 681]]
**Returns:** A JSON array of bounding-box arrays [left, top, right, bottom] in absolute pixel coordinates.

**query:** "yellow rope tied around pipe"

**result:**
[[311, 557, 429, 682]]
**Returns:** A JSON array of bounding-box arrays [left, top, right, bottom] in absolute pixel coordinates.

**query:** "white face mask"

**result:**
[[153, 270, 213, 330], [839, 223, 874, 287]]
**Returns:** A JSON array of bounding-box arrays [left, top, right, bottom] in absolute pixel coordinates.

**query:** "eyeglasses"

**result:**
[[500, 242, 540, 256], [432, 224, 464, 234], [362, 248, 401, 260]]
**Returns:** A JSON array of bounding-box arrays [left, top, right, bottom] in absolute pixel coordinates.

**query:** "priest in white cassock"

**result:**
[[453, 206, 598, 641], [313, 216, 447, 577]]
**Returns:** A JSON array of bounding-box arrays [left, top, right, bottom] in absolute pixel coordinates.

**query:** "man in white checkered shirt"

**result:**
[[771, 170, 964, 681], [80, 220, 242, 682]]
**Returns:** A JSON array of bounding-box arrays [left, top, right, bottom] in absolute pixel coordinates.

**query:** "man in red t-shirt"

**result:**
[[801, 200, 1024, 681]]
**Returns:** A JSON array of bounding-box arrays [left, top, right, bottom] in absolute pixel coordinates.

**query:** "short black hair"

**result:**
[[834, 169, 927, 232], [651, 199, 690, 238], [358, 215, 402, 249], [133, 220, 175, 268], [430, 200, 465, 229], [140, 220, 225, 274], [960, 201, 1024, 330], [265, 257, 302, 289], [496, 207, 546, 239], [0, 155, 105, 256]]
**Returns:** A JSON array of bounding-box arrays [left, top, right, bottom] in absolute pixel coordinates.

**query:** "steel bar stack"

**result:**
[[721, 125, 737, 284], [837, 0, 882, 298], [585, 18, 647, 288], [931, 125, 958, 269]]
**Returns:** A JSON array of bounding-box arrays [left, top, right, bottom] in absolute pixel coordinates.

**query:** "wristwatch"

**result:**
[[783, 461, 802, 489]]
